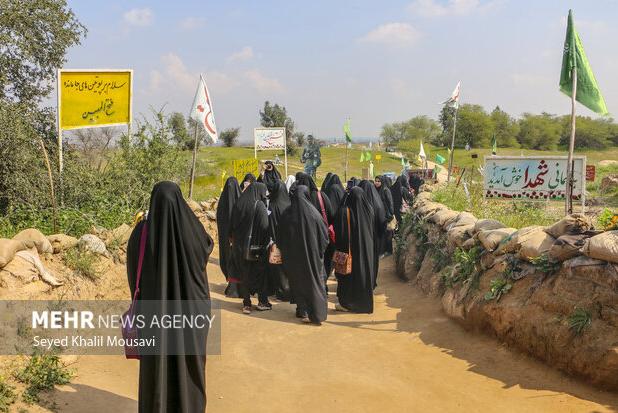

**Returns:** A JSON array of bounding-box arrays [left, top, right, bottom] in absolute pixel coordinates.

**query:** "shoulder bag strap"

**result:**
[[317, 191, 328, 225], [130, 223, 148, 312]]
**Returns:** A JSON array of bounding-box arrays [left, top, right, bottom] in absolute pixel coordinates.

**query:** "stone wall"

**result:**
[[396, 190, 618, 390]]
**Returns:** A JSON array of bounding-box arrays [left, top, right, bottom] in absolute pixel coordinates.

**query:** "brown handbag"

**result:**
[[333, 207, 352, 275], [268, 242, 282, 265]]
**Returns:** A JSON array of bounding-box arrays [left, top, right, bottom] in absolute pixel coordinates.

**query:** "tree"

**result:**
[[490, 106, 519, 147], [259, 101, 296, 154], [294, 131, 306, 147], [168, 112, 191, 149], [0, 0, 87, 104], [380, 116, 440, 148], [220, 127, 240, 147], [559, 116, 612, 149], [452, 104, 493, 148], [517, 113, 561, 150], [187, 118, 212, 148]]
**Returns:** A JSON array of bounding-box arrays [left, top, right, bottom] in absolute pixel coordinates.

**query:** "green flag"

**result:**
[[344, 119, 352, 143], [435, 153, 446, 165], [491, 134, 497, 155], [365, 151, 372, 161], [560, 10, 608, 115]]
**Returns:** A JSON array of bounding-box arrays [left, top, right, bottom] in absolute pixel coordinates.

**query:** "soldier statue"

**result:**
[[300, 135, 322, 178]]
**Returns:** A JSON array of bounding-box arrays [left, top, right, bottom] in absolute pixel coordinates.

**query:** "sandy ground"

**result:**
[[39, 255, 618, 413]]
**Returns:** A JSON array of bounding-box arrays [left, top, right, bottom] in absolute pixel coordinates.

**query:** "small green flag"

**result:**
[[344, 119, 352, 143], [365, 151, 372, 161], [559, 10, 608, 115], [491, 134, 497, 155], [435, 154, 446, 165]]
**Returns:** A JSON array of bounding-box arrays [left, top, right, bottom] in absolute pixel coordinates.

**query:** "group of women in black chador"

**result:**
[[124, 170, 416, 412], [216, 163, 416, 324]]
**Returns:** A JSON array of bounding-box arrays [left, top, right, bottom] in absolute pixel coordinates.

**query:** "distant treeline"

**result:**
[[381, 105, 618, 150]]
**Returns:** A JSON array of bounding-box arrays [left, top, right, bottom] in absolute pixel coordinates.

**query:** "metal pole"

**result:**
[[566, 66, 577, 215], [189, 125, 199, 199], [447, 105, 458, 183], [57, 69, 64, 206], [284, 131, 288, 177]]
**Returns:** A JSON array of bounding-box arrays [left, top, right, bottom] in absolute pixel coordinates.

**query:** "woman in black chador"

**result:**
[[257, 160, 282, 192], [217, 176, 242, 298], [230, 182, 272, 313], [278, 185, 329, 324], [321, 173, 345, 278], [359, 180, 386, 288], [240, 173, 256, 192], [267, 179, 292, 301], [391, 174, 413, 225], [334, 186, 375, 314], [375, 175, 394, 256], [127, 181, 214, 413]]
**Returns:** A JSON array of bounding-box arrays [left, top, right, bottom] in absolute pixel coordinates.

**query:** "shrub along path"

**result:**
[[45, 251, 617, 412]]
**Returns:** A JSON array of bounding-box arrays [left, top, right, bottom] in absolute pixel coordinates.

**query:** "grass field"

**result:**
[[181, 145, 405, 200]]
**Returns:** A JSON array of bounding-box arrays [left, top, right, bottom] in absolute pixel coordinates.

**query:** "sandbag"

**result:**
[[186, 198, 203, 214], [416, 202, 443, 217], [446, 212, 477, 230], [544, 213, 592, 238], [429, 209, 459, 228], [78, 234, 109, 256], [477, 227, 517, 252], [471, 219, 505, 236], [0, 239, 27, 268], [47, 234, 79, 254], [494, 225, 545, 255], [518, 231, 556, 261], [447, 224, 474, 248], [462, 237, 478, 251], [105, 223, 132, 247], [581, 231, 618, 264], [12, 228, 53, 254], [548, 231, 602, 263]]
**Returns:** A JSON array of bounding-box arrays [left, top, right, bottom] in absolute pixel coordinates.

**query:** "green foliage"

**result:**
[[568, 307, 592, 336], [490, 106, 519, 148], [380, 116, 441, 148], [14, 353, 73, 404], [0, 376, 16, 412], [0, 0, 86, 104], [432, 183, 560, 229], [597, 208, 618, 230], [517, 113, 562, 150], [168, 112, 191, 149], [529, 254, 561, 275], [443, 246, 482, 288], [394, 212, 418, 257], [484, 277, 512, 302], [220, 127, 240, 148], [259, 101, 297, 154], [63, 247, 99, 280]]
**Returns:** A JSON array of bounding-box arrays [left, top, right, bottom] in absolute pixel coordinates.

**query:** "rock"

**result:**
[[544, 214, 592, 238], [600, 174, 618, 192], [477, 228, 517, 252], [89, 225, 107, 235], [205, 211, 216, 221], [78, 234, 109, 256], [106, 223, 132, 247], [0, 238, 27, 268], [187, 198, 203, 213], [581, 230, 618, 264], [12, 228, 53, 254], [48, 234, 79, 254]]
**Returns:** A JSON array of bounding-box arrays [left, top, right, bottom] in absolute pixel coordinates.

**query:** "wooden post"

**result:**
[[40, 138, 58, 233], [189, 126, 199, 199], [344, 143, 349, 182], [565, 66, 577, 215], [447, 105, 458, 183]]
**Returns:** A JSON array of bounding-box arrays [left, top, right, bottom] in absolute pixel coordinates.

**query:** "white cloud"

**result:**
[[123, 8, 154, 27], [149, 70, 163, 92], [161, 53, 195, 91], [180, 17, 205, 30], [408, 0, 497, 17], [227, 46, 254, 62], [359, 23, 421, 47], [244, 70, 285, 94]]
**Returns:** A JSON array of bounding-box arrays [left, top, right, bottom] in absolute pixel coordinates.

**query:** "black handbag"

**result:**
[[244, 200, 265, 261]]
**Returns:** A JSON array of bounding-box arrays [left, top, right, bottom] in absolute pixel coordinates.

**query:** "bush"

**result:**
[[63, 247, 99, 280], [0, 376, 16, 412], [484, 277, 512, 302], [568, 307, 592, 336], [14, 354, 73, 404]]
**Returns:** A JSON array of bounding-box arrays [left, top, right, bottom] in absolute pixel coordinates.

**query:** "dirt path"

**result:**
[[44, 256, 617, 413]]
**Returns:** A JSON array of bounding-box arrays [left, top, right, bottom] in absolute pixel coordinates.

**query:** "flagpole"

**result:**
[[565, 66, 577, 215], [189, 124, 199, 199], [447, 105, 458, 183]]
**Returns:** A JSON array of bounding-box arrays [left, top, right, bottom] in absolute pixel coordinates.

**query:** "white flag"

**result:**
[[189, 75, 218, 142], [419, 140, 426, 159], [440, 81, 461, 109]]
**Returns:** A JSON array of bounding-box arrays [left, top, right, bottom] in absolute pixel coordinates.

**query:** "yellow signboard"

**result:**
[[58, 70, 132, 130], [233, 159, 259, 181]]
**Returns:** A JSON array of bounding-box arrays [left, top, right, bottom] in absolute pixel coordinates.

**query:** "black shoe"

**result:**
[[296, 309, 308, 318], [256, 302, 272, 311]]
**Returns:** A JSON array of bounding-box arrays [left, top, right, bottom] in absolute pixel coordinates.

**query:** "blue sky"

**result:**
[[61, 0, 618, 142]]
